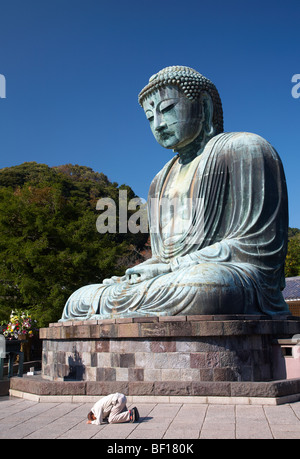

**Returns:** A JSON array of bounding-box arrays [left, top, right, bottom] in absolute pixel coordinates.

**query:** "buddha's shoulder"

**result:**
[[207, 132, 276, 159], [210, 131, 272, 148]]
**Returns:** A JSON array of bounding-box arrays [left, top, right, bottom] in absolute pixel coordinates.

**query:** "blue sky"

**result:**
[[0, 0, 299, 228]]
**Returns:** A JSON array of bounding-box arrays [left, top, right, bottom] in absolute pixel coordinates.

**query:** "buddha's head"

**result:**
[[138, 66, 223, 153]]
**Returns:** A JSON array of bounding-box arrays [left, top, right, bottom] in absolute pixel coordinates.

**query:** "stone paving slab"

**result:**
[[0, 396, 300, 439]]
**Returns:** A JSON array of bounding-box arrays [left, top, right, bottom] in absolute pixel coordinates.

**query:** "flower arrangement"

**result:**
[[1, 310, 38, 340]]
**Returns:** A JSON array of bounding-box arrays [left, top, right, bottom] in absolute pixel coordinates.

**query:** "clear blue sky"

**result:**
[[0, 0, 299, 228]]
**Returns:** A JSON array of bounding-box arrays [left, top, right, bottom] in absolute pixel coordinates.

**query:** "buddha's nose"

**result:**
[[155, 120, 167, 132]]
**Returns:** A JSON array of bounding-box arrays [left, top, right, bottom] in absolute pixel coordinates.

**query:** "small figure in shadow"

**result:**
[[64, 348, 85, 381]]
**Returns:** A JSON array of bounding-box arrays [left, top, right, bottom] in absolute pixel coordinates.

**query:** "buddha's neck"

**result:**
[[176, 146, 197, 164], [175, 131, 208, 165]]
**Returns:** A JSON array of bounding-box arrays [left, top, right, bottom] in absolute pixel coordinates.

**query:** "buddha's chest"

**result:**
[[159, 157, 201, 240]]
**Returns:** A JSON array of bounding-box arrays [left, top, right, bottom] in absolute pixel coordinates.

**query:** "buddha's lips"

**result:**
[[157, 131, 174, 140]]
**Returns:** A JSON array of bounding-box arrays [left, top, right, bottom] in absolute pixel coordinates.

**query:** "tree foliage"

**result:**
[[285, 227, 300, 277], [0, 162, 149, 326]]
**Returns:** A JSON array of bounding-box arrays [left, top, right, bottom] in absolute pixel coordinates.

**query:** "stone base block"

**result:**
[[9, 374, 300, 405], [0, 379, 10, 396], [39, 315, 300, 386]]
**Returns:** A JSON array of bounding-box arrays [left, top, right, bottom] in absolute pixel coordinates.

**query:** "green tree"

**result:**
[[285, 230, 300, 277], [0, 162, 148, 326]]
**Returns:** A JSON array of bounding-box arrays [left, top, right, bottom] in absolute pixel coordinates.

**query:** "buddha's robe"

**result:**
[[60, 132, 289, 321]]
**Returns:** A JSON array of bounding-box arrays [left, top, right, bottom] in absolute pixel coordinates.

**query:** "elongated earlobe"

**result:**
[[201, 91, 214, 137]]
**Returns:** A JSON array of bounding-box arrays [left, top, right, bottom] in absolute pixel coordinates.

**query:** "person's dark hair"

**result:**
[[87, 411, 94, 421]]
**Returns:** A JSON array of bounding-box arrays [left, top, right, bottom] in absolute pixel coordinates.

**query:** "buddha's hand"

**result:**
[[102, 275, 126, 285], [101, 257, 163, 285], [125, 262, 171, 284], [170, 256, 199, 271]]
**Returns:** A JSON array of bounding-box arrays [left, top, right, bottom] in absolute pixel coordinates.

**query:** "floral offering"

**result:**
[[1, 310, 38, 340]]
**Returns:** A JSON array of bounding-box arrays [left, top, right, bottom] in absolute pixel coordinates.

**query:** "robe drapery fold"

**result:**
[[60, 132, 289, 321]]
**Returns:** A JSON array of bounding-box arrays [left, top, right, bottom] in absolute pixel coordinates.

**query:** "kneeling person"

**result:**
[[87, 392, 139, 425]]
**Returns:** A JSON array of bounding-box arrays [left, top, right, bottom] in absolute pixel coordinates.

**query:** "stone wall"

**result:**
[[40, 315, 300, 387]]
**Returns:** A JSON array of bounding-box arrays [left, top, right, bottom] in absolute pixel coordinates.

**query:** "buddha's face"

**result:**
[[142, 86, 203, 151]]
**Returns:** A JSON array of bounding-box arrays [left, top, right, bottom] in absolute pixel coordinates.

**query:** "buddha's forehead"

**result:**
[[142, 85, 186, 110]]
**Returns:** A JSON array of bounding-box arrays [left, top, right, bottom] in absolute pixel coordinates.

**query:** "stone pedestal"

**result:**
[[37, 315, 300, 396]]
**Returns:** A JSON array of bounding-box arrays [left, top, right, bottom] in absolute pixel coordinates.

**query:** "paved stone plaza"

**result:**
[[1, 396, 300, 439]]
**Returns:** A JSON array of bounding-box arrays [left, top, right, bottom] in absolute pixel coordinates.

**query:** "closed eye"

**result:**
[[145, 110, 154, 122], [161, 103, 175, 114], [159, 99, 178, 113]]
